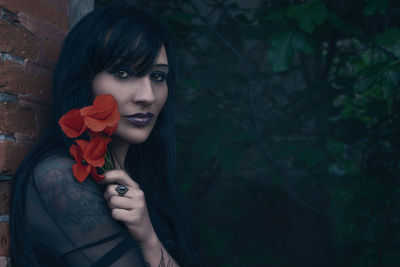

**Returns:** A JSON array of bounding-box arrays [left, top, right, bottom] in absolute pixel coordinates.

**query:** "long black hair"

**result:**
[[10, 4, 203, 266]]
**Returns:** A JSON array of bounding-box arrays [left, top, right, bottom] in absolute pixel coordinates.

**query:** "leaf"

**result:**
[[375, 28, 400, 46], [354, 76, 376, 93], [359, 62, 388, 76], [291, 31, 314, 54], [328, 13, 363, 37], [328, 13, 350, 35], [286, 2, 328, 33], [308, 2, 328, 25], [299, 19, 315, 34], [268, 31, 295, 72], [286, 5, 312, 32]]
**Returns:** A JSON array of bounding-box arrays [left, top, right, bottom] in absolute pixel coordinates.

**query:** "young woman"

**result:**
[[10, 4, 204, 267]]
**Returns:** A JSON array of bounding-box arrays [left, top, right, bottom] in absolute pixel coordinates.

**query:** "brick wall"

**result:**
[[0, 0, 69, 265]]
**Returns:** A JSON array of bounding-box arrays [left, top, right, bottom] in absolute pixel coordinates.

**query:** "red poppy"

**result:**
[[87, 123, 118, 137], [90, 167, 105, 183], [69, 144, 91, 182], [58, 109, 86, 138], [103, 124, 118, 136], [75, 135, 111, 167], [80, 94, 120, 133], [60, 94, 119, 183]]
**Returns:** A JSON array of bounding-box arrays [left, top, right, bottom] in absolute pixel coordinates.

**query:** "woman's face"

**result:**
[[92, 45, 169, 144]]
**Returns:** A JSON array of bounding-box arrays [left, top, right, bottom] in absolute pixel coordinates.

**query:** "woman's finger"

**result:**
[[104, 183, 145, 199], [111, 208, 139, 223], [104, 184, 133, 200], [108, 195, 135, 210], [98, 169, 140, 188]]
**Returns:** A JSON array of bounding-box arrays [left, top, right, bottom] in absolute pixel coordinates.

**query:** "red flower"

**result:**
[[58, 109, 86, 138], [80, 94, 120, 134], [59, 94, 119, 183], [103, 124, 118, 136], [70, 144, 106, 183], [69, 144, 91, 182], [75, 135, 111, 167], [87, 123, 118, 137], [90, 167, 105, 183]]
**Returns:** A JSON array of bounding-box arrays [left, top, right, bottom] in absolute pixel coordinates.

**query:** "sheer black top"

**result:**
[[25, 154, 176, 266]]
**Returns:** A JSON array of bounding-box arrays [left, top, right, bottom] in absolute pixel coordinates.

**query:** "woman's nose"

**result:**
[[132, 76, 156, 106]]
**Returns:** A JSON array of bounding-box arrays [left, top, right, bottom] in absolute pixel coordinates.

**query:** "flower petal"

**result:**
[[79, 136, 109, 167], [59, 109, 86, 138], [83, 116, 108, 132], [104, 124, 118, 136], [72, 163, 91, 183], [90, 167, 105, 182], [80, 94, 120, 133]]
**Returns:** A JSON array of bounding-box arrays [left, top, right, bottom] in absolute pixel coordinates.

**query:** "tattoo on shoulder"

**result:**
[[34, 157, 109, 234]]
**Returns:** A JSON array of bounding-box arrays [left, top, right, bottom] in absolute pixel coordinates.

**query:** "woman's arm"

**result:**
[[138, 232, 180, 267], [101, 170, 181, 266], [30, 155, 149, 266]]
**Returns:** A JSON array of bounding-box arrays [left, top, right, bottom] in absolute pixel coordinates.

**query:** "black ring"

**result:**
[[115, 185, 129, 196]]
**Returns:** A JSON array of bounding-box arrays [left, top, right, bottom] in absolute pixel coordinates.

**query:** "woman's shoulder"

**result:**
[[31, 153, 104, 209], [32, 154, 75, 187]]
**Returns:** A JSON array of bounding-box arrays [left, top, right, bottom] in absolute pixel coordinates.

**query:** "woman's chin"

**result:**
[[113, 126, 152, 144]]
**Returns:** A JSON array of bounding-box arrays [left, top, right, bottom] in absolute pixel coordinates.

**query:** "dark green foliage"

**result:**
[[95, 1, 400, 266]]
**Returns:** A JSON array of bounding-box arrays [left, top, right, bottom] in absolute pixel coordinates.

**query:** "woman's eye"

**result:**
[[151, 72, 166, 82], [106, 66, 134, 79], [114, 70, 131, 79]]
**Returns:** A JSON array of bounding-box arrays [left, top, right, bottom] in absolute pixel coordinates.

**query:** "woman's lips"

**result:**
[[125, 116, 152, 126]]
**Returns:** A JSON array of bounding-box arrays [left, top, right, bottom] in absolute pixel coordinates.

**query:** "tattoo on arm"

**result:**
[[34, 157, 109, 234], [144, 247, 178, 267]]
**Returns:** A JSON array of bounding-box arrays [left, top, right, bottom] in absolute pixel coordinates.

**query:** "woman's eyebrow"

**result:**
[[154, 64, 169, 68]]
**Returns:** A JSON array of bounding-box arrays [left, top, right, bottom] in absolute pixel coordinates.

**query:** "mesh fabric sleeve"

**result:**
[[25, 154, 148, 266]]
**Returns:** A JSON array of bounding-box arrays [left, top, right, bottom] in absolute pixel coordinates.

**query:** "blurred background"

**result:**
[[96, 0, 400, 266]]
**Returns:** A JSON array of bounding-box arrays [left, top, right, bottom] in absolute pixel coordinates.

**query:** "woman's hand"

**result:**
[[99, 170, 157, 244]]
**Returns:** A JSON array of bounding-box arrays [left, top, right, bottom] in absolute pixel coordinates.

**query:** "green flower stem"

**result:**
[[104, 154, 114, 171]]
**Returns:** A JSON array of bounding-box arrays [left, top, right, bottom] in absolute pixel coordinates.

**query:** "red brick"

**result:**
[[0, 102, 39, 135], [0, 223, 9, 256], [0, 60, 52, 102], [0, 141, 32, 175], [17, 13, 65, 69], [14, 133, 39, 145], [17, 96, 52, 136], [18, 10, 66, 41], [0, 60, 18, 68], [39, 37, 62, 70], [0, 20, 39, 61], [0, 182, 11, 215], [0, 0, 69, 32]]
